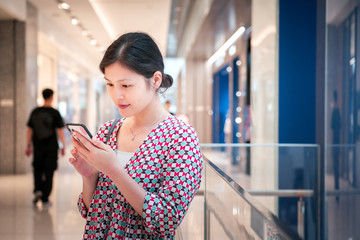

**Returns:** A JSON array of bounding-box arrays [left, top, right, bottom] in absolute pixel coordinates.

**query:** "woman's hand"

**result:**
[[69, 137, 98, 179], [70, 132, 118, 177]]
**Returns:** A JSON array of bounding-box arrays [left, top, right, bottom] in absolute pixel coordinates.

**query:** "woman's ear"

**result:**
[[152, 71, 162, 89]]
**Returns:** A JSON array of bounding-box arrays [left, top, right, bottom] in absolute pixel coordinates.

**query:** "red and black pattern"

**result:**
[[77, 115, 203, 239]]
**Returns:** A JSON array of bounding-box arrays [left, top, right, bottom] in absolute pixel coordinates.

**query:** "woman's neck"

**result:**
[[131, 98, 167, 127]]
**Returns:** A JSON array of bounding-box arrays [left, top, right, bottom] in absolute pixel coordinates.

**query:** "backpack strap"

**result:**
[[105, 118, 121, 143]]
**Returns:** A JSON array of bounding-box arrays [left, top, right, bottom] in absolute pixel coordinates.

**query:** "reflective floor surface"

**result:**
[[0, 152, 204, 240], [0, 155, 85, 240]]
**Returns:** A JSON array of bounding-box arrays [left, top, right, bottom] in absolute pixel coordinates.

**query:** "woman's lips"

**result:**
[[118, 104, 130, 109]]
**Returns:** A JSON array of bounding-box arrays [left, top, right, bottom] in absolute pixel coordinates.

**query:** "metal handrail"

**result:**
[[200, 144, 320, 240], [204, 158, 302, 240], [247, 189, 314, 239], [247, 190, 314, 197], [200, 143, 319, 147], [326, 189, 360, 196]]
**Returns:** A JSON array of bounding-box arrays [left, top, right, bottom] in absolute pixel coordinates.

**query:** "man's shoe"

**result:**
[[33, 191, 42, 205], [42, 201, 52, 209]]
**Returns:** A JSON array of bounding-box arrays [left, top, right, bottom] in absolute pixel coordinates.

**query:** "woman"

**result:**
[[69, 32, 203, 239]]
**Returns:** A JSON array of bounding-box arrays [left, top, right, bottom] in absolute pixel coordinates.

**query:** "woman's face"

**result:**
[[104, 62, 157, 117]]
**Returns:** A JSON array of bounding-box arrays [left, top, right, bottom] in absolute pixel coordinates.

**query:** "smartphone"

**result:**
[[65, 123, 93, 143]]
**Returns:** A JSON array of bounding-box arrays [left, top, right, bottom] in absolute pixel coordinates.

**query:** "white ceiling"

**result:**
[[28, 0, 172, 57]]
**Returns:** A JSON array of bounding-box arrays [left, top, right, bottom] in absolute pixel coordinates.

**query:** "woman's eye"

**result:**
[[122, 84, 131, 88], [106, 83, 114, 87]]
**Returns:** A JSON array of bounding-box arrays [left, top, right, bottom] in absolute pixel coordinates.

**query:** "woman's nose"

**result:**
[[115, 88, 124, 100]]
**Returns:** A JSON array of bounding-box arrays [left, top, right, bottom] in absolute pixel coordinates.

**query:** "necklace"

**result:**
[[129, 111, 165, 141]]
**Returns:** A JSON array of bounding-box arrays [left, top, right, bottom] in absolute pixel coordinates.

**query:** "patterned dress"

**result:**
[[77, 116, 203, 240]]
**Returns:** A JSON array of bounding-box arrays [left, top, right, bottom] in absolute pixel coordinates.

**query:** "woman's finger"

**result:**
[[91, 137, 110, 151], [71, 136, 82, 149], [69, 157, 76, 164], [70, 147, 77, 156], [73, 132, 93, 151], [69, 141, 90, 164], [71, 135, 90, 156], [76, 151, 89, 162], [74, 132, 111, 154], [72, 150, 82, 161]]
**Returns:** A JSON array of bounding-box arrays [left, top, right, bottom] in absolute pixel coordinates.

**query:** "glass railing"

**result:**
[[324, 144, 360, 240], [179, 143, 320, 240]]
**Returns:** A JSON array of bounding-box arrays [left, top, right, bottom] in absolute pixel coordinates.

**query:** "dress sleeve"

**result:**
[[141, 125, 203, 236], [76, 120, 115, 218], [77, 193, 88, 218]]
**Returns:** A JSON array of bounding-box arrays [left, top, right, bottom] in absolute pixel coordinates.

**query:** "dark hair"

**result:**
[[99, 32, 173, 92], [42, 88, 54, 100]]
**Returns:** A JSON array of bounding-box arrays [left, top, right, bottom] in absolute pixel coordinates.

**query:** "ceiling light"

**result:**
[[208, 26, 246, 64], [54, 0, 101, 52], [235, 117, 242, 124], [81, 30, 90, 37], [58, 2, 70, 10], [71, 17, 79, 25], [228, 45, 236, 56]]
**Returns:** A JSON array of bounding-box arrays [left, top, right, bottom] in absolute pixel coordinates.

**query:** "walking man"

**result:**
[[26, 88, 66, 206]]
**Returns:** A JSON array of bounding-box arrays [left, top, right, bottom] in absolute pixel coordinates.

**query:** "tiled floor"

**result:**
[[0, 151, 204, 240], [0, 148, 259, 240], [0, 154, 85, 240]]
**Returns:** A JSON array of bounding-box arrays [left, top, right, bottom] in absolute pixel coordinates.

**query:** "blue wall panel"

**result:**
[[279, 0, 316, 144], [212, 65, 229, 145], [278, 0, 318, 239]]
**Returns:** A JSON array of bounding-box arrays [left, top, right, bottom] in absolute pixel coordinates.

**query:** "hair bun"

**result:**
[[160, 74, 173, 89]]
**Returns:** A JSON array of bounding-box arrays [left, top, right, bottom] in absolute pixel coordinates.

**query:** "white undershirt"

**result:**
[[116, 150, 134, 168]]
